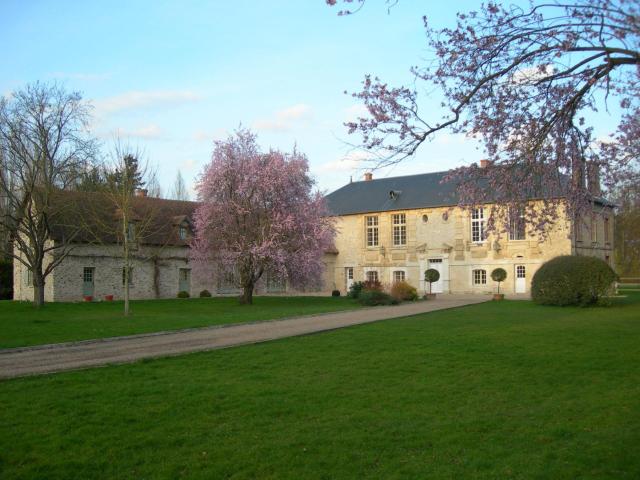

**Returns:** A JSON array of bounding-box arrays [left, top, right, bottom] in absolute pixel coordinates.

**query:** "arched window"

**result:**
[[472, 269, 487, 285]]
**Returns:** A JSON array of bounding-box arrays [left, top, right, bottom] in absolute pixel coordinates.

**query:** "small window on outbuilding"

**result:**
[[179, 226, 187, 240]]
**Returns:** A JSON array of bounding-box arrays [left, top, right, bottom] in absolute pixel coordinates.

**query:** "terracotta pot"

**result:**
[[493, 294, 505, 301], [104, 295, 114, 301], [424, 293, 437, 300], [83, 295, 93, 302]]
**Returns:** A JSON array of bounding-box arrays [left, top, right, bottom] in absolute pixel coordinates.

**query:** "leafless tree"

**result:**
[[171, 170, 189, 201], [0, 82, 97, 306], [82, 142, 167, 316]]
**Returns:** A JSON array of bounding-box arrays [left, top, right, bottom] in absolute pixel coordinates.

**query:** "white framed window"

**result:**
[[591, 215, 598, 243], [509, 206, 526, 240], [365, 216, 379, 247], [83, 267, 94, 283], [24, 268, 33, 286], [392, 213, 407, 246], [179, 225, 187, 240], [366, 270, 379, 283], [471, 208, 486, 243], [392, 270, 406, 283], [472, 269, 487, 285]]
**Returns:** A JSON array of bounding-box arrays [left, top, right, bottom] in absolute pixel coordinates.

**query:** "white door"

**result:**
[[515, 265, 526, 293], [428, 259, 444, 293], [345, 267, 354, 291]]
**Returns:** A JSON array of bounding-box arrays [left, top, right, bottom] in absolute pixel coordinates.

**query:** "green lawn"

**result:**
[[1, 294, 639, 479], [0, 296, 360, 348]]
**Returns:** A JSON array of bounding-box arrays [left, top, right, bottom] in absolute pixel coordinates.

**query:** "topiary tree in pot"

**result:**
[[491, 268, 507, 300], [424, 269, 440, 299]]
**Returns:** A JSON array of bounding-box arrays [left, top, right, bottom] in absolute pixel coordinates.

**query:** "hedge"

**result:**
[[531, 255, 617, 306]]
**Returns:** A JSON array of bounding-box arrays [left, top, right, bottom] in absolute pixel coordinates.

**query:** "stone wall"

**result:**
[[329, 202, 583, 296]]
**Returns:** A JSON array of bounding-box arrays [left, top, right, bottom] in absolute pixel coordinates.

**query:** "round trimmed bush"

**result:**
[[331, 289, 341, 297], [491, 268, 507, 294], [199, 289, 212, 298], [177, 290, 190, 299], [531, 255, 617, 306]]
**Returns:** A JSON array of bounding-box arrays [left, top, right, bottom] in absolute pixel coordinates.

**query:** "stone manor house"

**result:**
[[13, 162, 614, 301]]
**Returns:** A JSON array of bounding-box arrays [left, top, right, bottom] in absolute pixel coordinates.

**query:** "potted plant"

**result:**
[[424, 269, 440, 300], [491, 268, 507, 300], [83, 295, 93, 302], [104, 294, 114, 301]]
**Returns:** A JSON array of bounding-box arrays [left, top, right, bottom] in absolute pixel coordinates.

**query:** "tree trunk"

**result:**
[[124, 268, 130, 316], [239, 283, 254, 305], [33, 271, 45, 307]]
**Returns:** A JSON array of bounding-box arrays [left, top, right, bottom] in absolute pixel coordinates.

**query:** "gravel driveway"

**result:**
[[0, 295, 487, 378]]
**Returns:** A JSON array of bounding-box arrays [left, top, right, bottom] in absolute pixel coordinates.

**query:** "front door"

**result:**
[[178, 268, 191, 294], [82, 267, 95, 297], [345, 267, 354, 291], [428, 259, 444, 293], [515, 265, 526, 293]]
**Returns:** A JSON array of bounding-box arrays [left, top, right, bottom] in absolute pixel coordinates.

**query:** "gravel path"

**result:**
[[0, 295, 487, 378]]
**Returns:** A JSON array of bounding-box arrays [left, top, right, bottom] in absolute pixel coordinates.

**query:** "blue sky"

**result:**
[[0, 1, 617, 197]]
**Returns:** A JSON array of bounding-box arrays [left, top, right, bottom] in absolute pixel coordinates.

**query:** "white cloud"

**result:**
[[99, 124, 164, 140], [181, 159, 197, 170], [192, 127, 229, 142], [316, 150, 373, 173], [343, 103, 369, 123], [253, 103, 313, 132], [512, 64, 554, 84], [93, 90, 203, 115]]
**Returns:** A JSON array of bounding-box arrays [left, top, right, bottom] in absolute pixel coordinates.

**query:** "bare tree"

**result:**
[[146, 174, 163, 198], [171, 170, 189, 201], [82, 143, 167, 316], [0, 82, 97, 306]]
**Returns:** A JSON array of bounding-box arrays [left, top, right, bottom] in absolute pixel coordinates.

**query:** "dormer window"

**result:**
[[179, 226, 187, 240]]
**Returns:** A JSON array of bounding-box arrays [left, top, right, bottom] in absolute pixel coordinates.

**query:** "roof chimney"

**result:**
[[587, 162, 601, 196], [479, 159, 491, 168], [364, 172, 373, 181], [135, 188, 148, 197]]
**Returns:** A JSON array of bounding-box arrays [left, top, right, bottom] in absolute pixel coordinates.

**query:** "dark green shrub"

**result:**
[[358, 289, 398, 306], [199, 289, 212, 298], [177, 290, 190, 298], [347, 281, 365, 299], [531, 255, 617, 306], [331, 289, 341, 297], [491, 268, 507, 294], [390, 280, 418, 301], [0, 259, 12, 300]]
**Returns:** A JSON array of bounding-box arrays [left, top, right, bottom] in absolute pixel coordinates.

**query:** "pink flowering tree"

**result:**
[[329, 1, 639, 236], [190, 129, 335, 304]]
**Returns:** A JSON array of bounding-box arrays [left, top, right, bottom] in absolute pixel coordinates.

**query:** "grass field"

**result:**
[[0, 296, 360, 348], [1, 292, 638, 479]]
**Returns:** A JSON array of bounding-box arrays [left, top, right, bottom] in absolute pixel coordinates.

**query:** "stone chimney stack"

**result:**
[[479, 159, 491, 168], [135, 188, 148, 197], [587, 162, 601, 196], [364, 172, 373, 181], [572, 157, 585, 189]]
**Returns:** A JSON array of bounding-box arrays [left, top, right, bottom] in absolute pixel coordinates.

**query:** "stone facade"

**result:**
[[13, 242, 211, 302], [325, 202, 614, 296]]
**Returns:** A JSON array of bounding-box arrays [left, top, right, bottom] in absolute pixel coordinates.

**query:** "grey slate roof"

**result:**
[[325, 171, 461, 216]]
